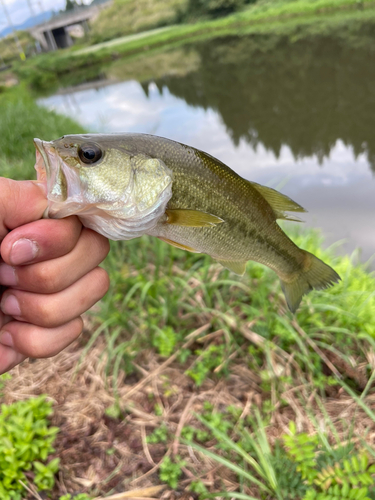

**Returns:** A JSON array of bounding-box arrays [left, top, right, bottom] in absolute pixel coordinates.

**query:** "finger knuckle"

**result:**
[[33, 264, 60, 293], [36, 301, 57, 327]]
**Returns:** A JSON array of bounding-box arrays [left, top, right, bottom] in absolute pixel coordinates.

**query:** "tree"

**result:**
[[65, 0, 77, 11]]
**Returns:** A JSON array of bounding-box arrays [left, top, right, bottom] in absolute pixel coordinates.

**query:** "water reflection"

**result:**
[[38, 35, 375, 263], [154, 36, 375, 171]]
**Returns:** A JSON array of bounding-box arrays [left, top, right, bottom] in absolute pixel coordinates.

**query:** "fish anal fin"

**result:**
[[248, 181, 307, 221], [158, 237, 200, 253], [165, 209, 224, 227], [217, 259, 247, 275]]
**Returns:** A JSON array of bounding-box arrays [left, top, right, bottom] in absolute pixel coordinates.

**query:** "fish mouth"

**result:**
[[34, 138, 96, 220], [34, 138, 61, 191], [34, 138, 51, 185], [34, 138, 70, 217]]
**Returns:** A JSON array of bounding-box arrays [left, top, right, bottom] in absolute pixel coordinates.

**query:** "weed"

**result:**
[[147, 423, 170, 444], [152, 325, 178, 357], [283, 421, 375, 500], [189, 479, 208, 494], [159, 455, 186, 489], [0, 395, 59, 500], [0, 373, 11, 398], [186, 343, 228, 386], [183, 402, 375, 499]]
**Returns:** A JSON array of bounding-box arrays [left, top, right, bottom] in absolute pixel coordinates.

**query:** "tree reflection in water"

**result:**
[[150, 35, 375, 173]]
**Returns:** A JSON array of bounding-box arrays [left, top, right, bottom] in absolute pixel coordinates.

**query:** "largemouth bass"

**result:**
[[34, 133, 340, 313]]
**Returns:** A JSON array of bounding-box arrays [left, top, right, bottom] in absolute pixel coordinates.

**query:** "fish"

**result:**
[[33, 133, 340, 313]]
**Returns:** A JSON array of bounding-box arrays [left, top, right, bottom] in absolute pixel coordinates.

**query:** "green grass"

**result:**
[[94, 226, 375, 391], [89, 0, 187, 44], [0, 86, 84, 180], [179, 403, 375, 498], [89, 0, 375, 45]]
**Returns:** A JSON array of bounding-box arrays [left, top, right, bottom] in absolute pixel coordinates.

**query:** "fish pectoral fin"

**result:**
[[248, 181, 307, 221], [216, 259, 247, 276], [165, 209, 224, 227], [158, 237, 200, 253]]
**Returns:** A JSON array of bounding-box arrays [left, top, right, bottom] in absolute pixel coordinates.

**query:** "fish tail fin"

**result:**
[[280, 251, 341, 313]]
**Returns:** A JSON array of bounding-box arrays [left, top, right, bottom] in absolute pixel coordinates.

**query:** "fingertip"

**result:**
[[0, 343, 26, 374], [10, 238, 40, 266], [1, 217, 82, 265]]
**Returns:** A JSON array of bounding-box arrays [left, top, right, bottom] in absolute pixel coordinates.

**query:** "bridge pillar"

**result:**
[[43, 30, 58, 51]]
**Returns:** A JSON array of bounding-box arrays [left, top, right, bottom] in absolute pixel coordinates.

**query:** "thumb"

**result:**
[[0, 178, 47, 240]]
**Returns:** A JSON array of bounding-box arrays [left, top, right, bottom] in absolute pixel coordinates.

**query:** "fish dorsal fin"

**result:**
[[165, 209, 224, 227], [248, 181, 306, 222], [158, 237, 200, 253], [217, 259, 247, 275]]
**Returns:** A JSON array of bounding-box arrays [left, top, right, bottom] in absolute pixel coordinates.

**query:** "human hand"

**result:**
[[0, 178, 110, 374]]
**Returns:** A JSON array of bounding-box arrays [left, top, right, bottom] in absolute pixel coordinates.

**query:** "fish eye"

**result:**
[[78, 143, 103, 165]]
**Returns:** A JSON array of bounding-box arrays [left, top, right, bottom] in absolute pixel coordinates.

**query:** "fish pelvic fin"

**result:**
[[248, 181, 306, 222], [165, 209, 224, 227], [158, 237, 200, 253], [217, 259, 247, 275], [280, 251, 341, 313]]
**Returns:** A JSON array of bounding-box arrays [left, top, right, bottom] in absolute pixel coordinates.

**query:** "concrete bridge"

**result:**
[[28, 5, 109, 51]]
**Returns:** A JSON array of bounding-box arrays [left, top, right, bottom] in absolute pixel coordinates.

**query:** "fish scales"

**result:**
[[122, 135, 303, 274], [33, 133, 340, 312]]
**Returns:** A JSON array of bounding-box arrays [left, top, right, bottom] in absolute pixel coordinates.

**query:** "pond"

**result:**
[[38, 34, 375, 265]]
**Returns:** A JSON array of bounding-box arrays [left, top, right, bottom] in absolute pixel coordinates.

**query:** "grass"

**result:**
[[89, 0, 187, 44], [0, 86, 84, 179], [0, 82, 374, 497], [96, 226, 375, 389], [88, 0, 375, 45], [0, 30, 33, 64]]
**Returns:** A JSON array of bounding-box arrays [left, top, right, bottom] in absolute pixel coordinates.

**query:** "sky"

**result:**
[[0, 0, 89, 29]]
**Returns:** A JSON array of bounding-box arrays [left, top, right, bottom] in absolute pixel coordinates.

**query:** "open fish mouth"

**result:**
[[34, 137, 112, 220], [34, 138, 59, 192], [34, 138, 49, 184], [34, 138, 70, 207]]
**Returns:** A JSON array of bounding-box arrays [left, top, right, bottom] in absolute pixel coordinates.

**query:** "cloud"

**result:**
[[1, 0, 75, 27]]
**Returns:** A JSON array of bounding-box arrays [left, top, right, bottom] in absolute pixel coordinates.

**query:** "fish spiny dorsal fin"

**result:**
[[165, 209, 224, 227], [248, 181, 307, 222]]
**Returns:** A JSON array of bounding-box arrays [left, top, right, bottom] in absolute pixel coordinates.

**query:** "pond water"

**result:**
[[38, 35, 375, 265]]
